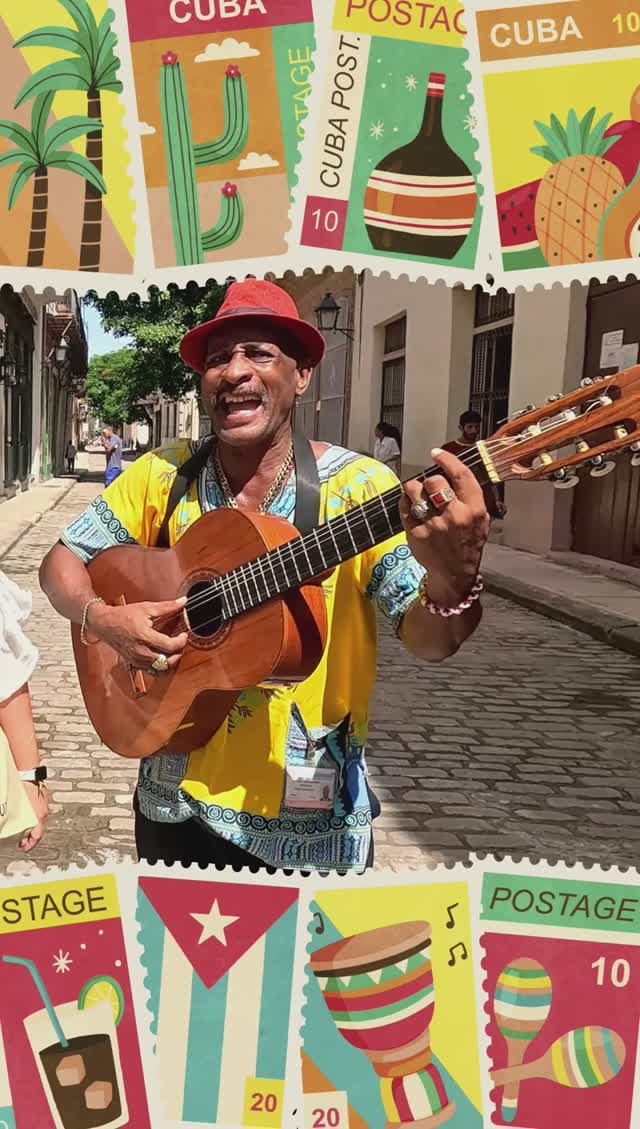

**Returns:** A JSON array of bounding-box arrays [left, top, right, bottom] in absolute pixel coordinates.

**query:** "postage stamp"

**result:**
[[466, 0, 640, 287], [122, 0, 316, 278], [302, 871, 485, 1129], [0, 868, 152, 1129], [0, 0, 141, 290], [136, 866, 304, 1128], [293, 0, 487, 283], [480, 862, 640, 1129]]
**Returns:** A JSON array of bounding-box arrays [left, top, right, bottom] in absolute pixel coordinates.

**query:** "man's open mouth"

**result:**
[[218, 392, 265, 421]]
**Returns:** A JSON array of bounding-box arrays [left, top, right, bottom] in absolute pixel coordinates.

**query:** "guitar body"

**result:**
[[72, 508, 328, 759]]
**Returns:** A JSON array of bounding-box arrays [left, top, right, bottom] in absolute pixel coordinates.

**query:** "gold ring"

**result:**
[[151, 654, 169, 674]]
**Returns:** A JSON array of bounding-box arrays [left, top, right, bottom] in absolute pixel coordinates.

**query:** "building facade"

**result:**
[[0, 287, 87, 502], [347, 271, 639, 567]]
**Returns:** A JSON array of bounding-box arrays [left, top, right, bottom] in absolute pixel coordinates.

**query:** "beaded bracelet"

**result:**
[[80, 596, 105, 646], [418, 574, 484, 618]]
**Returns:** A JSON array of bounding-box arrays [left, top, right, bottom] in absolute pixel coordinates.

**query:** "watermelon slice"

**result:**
[[496, 179, 546, 268]]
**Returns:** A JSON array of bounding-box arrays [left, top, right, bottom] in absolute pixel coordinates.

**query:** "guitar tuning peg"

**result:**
[[630, 441, 640, 468], [589, 454, 616, 478], [553, 469, 580, 490], [546, 393, 563, 403], [580, 378, 595, 388], [511, 404, 536, 420]]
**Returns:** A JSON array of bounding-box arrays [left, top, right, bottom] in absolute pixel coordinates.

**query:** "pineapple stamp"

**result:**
[[124, 0, 315, 276], [294, 0, 486, 283], [467, 0, 640, 283]]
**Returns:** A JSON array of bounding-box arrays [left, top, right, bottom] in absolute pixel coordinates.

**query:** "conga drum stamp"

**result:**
[[480, 860, 640, 1128], [135, 867, 303, 1127], [303, 874, 484, 1129], [0, 867, 153, 1129]]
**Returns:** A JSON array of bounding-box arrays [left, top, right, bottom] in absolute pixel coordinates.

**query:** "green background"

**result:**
[[273, 22, 316, 198], [482, 872, 640, 935], [344, 36, 483, 269]]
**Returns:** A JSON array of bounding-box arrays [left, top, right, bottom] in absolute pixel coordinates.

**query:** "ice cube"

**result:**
[[56, 1054, 86, 1087], [85, 1081, 113, 1110]]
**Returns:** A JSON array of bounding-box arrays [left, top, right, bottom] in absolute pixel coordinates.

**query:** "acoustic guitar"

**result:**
[[72, 367, 640, 759]]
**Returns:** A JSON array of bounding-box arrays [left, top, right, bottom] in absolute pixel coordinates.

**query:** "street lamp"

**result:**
[[56, 335, 70, 365], [314, 292, 353, 339]]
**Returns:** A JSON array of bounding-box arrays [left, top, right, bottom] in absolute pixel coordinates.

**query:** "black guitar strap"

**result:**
[[156, 429, 320, 548]]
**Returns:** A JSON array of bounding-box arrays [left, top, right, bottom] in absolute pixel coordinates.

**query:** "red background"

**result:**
[[483, 931, 640, 1128], [124, 0, 314, 42]]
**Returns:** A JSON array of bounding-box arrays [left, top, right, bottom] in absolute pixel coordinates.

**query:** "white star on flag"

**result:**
[[191, 899, 239, 946]]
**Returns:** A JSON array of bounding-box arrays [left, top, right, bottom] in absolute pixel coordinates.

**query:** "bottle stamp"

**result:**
[[294, 0, 487, 281]]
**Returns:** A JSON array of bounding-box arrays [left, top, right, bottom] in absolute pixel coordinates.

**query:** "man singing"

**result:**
[[39, 281, 489, 871]]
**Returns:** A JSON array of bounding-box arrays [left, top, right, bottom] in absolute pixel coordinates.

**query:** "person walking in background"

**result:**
[[101, 425, 123, 488], [443, 410, 506, 519], [65, 440, 76, 474], [0, 571, 48, 853], [373, 420, 402, 476]]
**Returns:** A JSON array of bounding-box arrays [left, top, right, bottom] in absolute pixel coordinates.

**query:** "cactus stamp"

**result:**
[[124, 0, 315, 273]]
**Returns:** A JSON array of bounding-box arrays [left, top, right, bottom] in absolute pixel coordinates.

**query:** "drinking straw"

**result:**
[[2, 956, 68, 1048]]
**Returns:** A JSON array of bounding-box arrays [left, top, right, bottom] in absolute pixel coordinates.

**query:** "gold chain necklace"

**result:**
[[213, 441, 294, 513]]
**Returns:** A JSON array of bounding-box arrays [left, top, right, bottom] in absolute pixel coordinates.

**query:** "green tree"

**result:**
[[84, 280, 227, 422], [0, 91, 105, 266], [14, 0, 124, 272]]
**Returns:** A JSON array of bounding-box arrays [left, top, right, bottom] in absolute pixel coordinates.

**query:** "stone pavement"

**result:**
[[483, 543, 640, 658], [0, 476, 639, 875]]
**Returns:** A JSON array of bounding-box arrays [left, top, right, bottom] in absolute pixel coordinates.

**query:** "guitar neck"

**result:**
[[216, 446, 493, 621]]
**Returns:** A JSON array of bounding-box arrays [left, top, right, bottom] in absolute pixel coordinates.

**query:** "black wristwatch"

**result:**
[[18, 766, 47, 784]]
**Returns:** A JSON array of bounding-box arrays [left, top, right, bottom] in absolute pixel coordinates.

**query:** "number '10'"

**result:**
[[613, 11, 640, 32], [592, 956, 631, 988]]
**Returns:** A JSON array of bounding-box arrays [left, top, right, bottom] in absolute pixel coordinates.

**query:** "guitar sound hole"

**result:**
[[186, 580, 225, 639]]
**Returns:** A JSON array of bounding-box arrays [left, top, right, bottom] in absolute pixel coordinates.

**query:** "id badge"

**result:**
[[285, 765, 336, 810]]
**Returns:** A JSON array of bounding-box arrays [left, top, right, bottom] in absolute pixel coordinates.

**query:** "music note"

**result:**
[[312, 911, 325, 935], [445, 903, 459, 930], [448, 942, 468, 967]]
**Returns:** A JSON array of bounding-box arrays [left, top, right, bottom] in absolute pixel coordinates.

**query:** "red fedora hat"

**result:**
[[180, 280, 326, 375]]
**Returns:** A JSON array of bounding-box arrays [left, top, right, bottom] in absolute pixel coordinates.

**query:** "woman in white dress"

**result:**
[[0, 571, 48, 852], [373, 420, 402, 476]]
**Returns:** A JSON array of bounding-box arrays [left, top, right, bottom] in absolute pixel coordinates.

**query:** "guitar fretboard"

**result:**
[[208, 449, 492, 622]]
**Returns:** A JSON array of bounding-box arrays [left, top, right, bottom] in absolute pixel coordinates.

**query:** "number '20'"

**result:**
[[313, 1109, 341, 1128], [250, 1092, 278, 1113]]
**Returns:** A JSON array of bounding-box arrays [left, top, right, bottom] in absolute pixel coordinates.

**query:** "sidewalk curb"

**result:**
[[484, 570, 640, 658], [0, 474, 83, 563]]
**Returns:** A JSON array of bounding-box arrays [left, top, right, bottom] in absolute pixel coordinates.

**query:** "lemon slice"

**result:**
[[78, 976, 125, 1027]]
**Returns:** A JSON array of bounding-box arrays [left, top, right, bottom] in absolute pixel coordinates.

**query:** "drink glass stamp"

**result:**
[[0, 871, 152, 1129], [302, 872, 485, 1129], [465, 0, 640, 286], [123, 0, 316, 276], [295, 0, 486, 281], [136, 867, 303, 1127], [479, 862, 640, 1128]]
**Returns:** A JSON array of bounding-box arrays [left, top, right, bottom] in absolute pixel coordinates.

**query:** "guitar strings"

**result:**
[[180, 394, 617, 625]]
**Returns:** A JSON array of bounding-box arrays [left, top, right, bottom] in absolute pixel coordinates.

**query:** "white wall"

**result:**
[[503, 283, 588, 553], [349, 273, 459, 476]]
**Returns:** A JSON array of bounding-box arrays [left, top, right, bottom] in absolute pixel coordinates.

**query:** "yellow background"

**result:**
[[2, 0, 135, 255], [243, 1077, 285, 1127], [0, 875, 120, 934], [484, 58, 640, 193], [333, 0, 465, 48], [315, 882, 481, 1111]]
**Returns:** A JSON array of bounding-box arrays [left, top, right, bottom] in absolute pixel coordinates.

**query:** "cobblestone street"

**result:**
[[1, 475, 640, 875]]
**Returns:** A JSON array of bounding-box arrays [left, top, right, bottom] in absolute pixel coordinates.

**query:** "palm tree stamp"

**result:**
[[0, 1, 135, 274]]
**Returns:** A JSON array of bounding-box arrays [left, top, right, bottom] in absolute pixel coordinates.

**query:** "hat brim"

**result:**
[[180, 310, 326, 375]]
